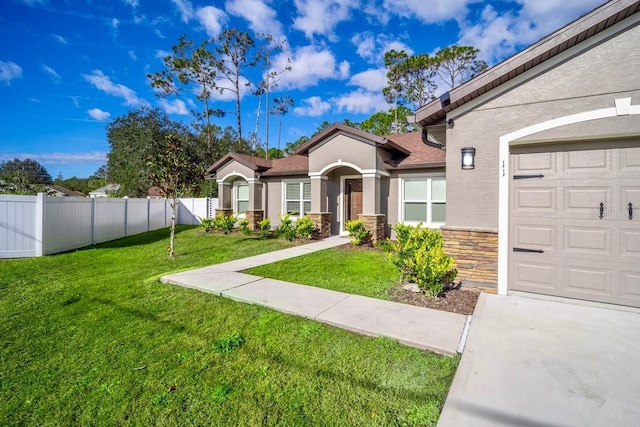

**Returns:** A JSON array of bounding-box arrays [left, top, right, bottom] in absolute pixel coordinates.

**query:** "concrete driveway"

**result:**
[[439, 293, 640, 426]]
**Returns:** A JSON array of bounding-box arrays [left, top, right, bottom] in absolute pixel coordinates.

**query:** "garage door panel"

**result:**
[[563, 226, 610, 254], [510, 140, 640, 308]]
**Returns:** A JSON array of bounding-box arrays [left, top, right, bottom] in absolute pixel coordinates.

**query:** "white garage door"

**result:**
[[509, 140, 640, 307]]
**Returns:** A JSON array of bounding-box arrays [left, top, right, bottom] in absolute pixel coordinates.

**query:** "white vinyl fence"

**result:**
[[0, 195, 218, 258]]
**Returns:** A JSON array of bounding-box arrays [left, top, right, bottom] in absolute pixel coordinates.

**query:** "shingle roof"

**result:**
[[385, 132, 446, 168], [261, 155, 309, 176]]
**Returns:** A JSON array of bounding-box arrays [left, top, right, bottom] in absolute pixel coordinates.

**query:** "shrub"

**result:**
[[238, 219, 253, 236], [345, 219, 369, 245], [213, 214, 237, 234], [200, 217, 215, 232], [295, 215, 317, 240], [276, 214, 296, 241], [388, 223, 457, 298], [257, 217, 272, 237]]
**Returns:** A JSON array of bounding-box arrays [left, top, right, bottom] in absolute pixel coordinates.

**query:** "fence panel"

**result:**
[[93, 198, 127, 244], [127, 199, 150, 235], [178, 198, 214, 224], [149, 199, 168, 230], [43, 197, 93, 255], [0, 195, 38, 258]]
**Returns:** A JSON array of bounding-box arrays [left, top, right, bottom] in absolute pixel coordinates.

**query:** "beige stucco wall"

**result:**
[[308, 133, 379, 173], [215, 161, 256, 183], [445, 22, 640, 229]]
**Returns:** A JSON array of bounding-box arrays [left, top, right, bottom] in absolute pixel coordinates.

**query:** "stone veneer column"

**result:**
[[358, 214, 386, 243], [441, 226, 498, 286], [245, 210, 264, 230], [308, 213, 331, 238], [215, 208, 233, 217]]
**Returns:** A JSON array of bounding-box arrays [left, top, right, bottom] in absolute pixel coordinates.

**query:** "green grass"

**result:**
[[0, 227, 457, 426], [246, 246, 402, 300]]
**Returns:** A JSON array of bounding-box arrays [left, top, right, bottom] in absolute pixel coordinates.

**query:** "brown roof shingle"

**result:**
[[385, 132, 446, 168]]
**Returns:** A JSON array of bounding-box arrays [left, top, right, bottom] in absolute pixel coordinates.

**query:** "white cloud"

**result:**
[[293, 0, 356, 40], [0, 151, 108, 164], [82, 70, 148, 107], [52, 34, 68, 45], [332, 89, 388, 114], [42, 64, 60, 83], [381, 0, 474, 24], [154, 29, 166, 39], [209, 76, 253, 101], [196, 6, 227, 37], [30, 97, 40, 103], [70, 96, 80, 108], [293, 96, 331, 117], [123, 0, 138, 7], [87, 108, 111, 121], [274, 45, 349, 90], [17, 0, 46, 6], [159, 99, 190, 115], [111, 18, 120, 29], [171, 0, 195, 22], [458, 0, 604, 63], [226, 0, 283, 36], [155, 50, 171, 59], [348, 68, 387, 92], [350, 32, 414, 63], [0, 61, 22, 85], [128, 50, 137, 61]]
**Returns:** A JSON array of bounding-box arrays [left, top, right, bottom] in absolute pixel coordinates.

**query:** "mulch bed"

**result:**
[[388, 284, 480, 316]]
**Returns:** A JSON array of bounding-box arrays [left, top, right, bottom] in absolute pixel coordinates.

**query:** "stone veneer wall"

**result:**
[[215, 208, 233, 217], [358, 214, 386, 243], [245, 210, 264, 230], [441, 227, 498, 285], [308, 213, 331, 238]]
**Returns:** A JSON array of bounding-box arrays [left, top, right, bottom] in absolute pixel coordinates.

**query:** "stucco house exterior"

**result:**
[[209, 0, 640, 308]]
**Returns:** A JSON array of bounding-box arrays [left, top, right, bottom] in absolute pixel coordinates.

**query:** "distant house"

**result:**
[[47, 185, 85, 197], [208, 0, 640, 309], [89, 184, 120, 198]]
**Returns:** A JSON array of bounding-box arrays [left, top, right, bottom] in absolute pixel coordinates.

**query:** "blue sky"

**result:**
[[0, 0, 604, 179]]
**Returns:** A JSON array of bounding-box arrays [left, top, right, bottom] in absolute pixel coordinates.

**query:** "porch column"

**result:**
[[216, 181, 233, 216], [246, 179, 264, 229], [309, 175, 331, 237], [362, 173, 380, 214]]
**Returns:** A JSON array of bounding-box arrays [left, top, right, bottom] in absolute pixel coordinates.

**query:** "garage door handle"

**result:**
[[599, 202, 604, 220], [630, 202, 634, 220], [513, 174, 544, 180], [513, 247, 544, 254]]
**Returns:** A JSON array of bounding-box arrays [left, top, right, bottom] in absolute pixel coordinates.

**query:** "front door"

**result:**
[[344, 179, 363, 223]]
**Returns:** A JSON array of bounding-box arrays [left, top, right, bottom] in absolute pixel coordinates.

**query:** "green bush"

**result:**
[[388, 223, 457, 298], [213, 214, 237, 234], [257, 217, 272, 237], [345, 219, 369, 245], [200, 217, 215, 232], [238, 219, 253, 236], [276, 214, 296, 241], [295, 215, 317, 240]]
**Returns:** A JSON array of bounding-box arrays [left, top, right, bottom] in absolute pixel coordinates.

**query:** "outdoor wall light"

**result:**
[[461, 147, 476, 170], [447, 118, 455, 129]]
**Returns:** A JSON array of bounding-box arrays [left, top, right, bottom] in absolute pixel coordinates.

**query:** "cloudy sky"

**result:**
[[0, 0, 604, 178]]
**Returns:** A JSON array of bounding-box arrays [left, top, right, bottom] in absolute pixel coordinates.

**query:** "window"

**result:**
[[235, 182, 249, 216], [401, 176, 446, 225], [284, 181, 311, 217]]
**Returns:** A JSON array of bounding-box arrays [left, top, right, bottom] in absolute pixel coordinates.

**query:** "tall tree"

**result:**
[[148, 34, 223, 148], [0, 158, 53, 186], [255, 34, 291, 158], [106, 108, 195, 197], [360, 106, 413, 135], [214, 29, 257, 151], [433, 46, 488, 89], [270, 95, 293, 151], [148, 135, 205, 258]]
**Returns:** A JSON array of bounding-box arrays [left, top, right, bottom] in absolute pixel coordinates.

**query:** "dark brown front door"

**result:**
[[344, 179, 363, 222]]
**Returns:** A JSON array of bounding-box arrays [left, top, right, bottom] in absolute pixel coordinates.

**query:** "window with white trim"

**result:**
[[284, 181, 311, 218], [234, 181, 249, 216], [401, 176, 446, 225]]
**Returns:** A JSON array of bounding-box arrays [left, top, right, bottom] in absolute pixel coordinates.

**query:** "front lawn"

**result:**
[[0, 227, 457, 426], [246, 245, 401, 300]]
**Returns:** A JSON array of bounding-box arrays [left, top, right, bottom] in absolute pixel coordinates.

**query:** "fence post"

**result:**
[[34, 193, 45, 256], [147, 197, 151, 232], [91, 197, 96, 245], [124, 197, 128, 236]]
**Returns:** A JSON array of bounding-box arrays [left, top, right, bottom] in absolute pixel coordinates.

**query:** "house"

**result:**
[[209, 0, 640, 308], [47, 185, 85, 197], [89, 183, 120, 198]]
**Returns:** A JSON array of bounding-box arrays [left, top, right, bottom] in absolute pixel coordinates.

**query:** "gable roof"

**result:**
[[207, 152, 272, 173], [385, 132, 446, 169], [413, 0, 640, 127], [48, 185, 85, 197]]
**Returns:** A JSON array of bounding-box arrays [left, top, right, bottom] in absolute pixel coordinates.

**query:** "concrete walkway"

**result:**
[[438, 292, 640, 426], [161, 236, 470, 356]]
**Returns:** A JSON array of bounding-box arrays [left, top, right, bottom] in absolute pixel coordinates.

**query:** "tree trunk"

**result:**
[[169, 198, 177, 258], [235, 75, 242, 151]]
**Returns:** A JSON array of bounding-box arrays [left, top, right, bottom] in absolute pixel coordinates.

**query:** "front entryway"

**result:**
[[509, 139, 640, 307], [344, 179, 363, 223]]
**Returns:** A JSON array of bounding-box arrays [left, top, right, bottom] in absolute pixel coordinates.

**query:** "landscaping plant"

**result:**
[[199, 217, 215, 232], [294, 215, 317, 239], [345, 219, 369, 245], [388, 223, 457, 298], [238, 219, 253, 236], [257, 217, 272, 237], [213, 214, 237, 234], [276, 214, 296, 241]]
